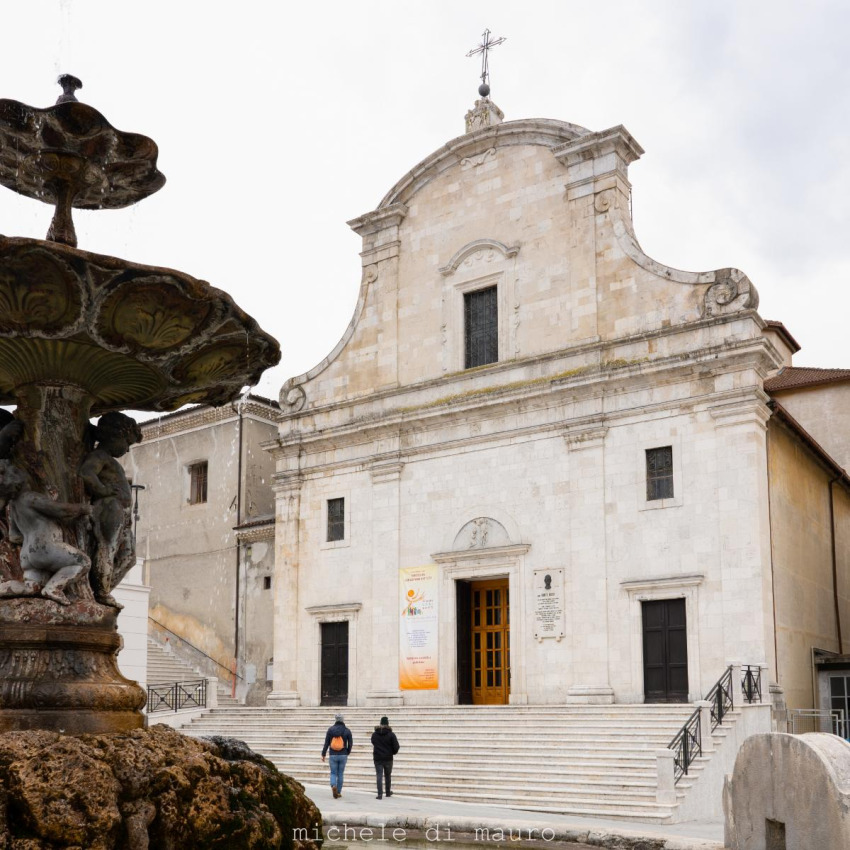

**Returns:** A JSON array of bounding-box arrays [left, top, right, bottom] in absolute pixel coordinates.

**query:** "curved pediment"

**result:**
[[378, 118, 591, 209], [438, 239, 520, 277]]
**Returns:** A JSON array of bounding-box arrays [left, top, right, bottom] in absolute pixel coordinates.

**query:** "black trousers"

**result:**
[[375, 759, 393, 796]]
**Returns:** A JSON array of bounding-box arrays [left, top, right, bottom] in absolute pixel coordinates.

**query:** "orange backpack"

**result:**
[[330, 735, 345, 752]]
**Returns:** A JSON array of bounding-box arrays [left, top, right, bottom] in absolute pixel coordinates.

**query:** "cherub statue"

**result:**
[[0, 461, 93, 605], [79, 412, 142, 607]]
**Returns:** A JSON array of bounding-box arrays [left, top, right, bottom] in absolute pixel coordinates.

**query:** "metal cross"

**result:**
[[466, 28, 506, 92]]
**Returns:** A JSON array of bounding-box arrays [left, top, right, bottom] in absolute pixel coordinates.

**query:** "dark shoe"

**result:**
[[332, 785, 339, 798], [386, 792, 393, 797], [376, 795, 382, 799]]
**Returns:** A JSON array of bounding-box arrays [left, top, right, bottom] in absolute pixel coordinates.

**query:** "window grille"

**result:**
[[464, 286, 498, 368], [646, 446, 674, 500], [327, 497, 345, 542], [188, 461, 208, 504]]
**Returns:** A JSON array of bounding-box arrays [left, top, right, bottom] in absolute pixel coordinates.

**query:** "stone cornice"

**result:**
[[564, 424, 608, 451], [709, 392, 771, 429], [553, 125, 644, 169], [305, 602, 362, 617], [274, 383, 771, 478], [370, 460, 404, 484], [275, 333, 774, 451], [347, 203, 409, 237], [431, 543, 531, 564], [271, 472, 304, 494], [620, 575, 705, 593], [279, 310, 766, 425]]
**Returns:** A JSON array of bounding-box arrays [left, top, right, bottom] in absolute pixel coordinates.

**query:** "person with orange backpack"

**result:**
[[321, 712, 353, 798]]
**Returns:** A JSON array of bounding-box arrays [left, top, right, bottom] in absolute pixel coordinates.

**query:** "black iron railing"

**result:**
[[147, 679, 207, 714], [742, 664, 762, 704], [707, 666, 734, 730], [667, 664, 764, 783], [669, 707, 701, 782]]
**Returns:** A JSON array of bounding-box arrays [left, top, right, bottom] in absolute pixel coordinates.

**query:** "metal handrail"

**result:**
[[147, 678, 208, 714], [707, 666, 734, 730], [669, 707, 701, 781], [149, 616, 243, 680], [742, 664, 762, 704], [667, 664, 763, 783]]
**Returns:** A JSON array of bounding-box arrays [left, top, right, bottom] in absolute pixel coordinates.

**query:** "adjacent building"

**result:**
[[265, 97, 850, 712], [122, 394, 279, 704]]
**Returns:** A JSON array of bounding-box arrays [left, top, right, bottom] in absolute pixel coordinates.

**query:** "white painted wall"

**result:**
[[114, 558, 150, 687]]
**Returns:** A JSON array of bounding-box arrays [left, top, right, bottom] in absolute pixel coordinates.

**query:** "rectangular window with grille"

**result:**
[[646, 447, 674, 501], [464, 286, 498, 368], [327, 497, 345, 542], [188, 461, 208, 504]]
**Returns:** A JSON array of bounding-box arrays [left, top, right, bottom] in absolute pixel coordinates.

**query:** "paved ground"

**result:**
[[307, 783, 725, 850]]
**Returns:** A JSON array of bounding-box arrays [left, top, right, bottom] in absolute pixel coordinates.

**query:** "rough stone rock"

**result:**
[[0, 724, 322, 850]]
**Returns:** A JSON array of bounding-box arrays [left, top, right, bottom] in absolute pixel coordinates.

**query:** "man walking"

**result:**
[[370, 715, 400, 799], [321, 712, 353, 798]]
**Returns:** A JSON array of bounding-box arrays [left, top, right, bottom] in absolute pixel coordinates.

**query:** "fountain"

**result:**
[[0, 79, 319, 848]]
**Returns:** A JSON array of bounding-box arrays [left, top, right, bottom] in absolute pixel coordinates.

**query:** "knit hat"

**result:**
[[380, 716, 389, 726], [335, 713, 344, 722]]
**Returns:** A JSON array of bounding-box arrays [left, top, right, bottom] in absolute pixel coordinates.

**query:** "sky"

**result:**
[[1, 1, 848, 412]]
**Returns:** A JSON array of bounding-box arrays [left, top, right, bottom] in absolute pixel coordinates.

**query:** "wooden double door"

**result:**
[[642, 598, 688, 703], [457, 578, 510, 705]]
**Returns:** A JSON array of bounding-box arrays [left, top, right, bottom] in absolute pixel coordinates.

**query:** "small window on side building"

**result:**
[[646, 447, 674, 501], [263, 576, 272, 590], [464, 286, 498, 368], [188, 461, 208, 504], [327, 497, 345, 542]]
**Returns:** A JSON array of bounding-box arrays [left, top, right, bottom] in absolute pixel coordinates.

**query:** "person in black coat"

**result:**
[[370, 715, 400, 799]]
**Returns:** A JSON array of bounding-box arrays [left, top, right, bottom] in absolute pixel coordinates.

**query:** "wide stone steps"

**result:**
[[146, 637, 239, 707], [180, 704, 706, 821]]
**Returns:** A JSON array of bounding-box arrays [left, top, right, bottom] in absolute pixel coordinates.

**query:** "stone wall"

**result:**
[[767, 418, 850, 709]]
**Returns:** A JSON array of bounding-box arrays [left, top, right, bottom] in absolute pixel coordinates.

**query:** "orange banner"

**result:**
[[399, 566, 439, 690]]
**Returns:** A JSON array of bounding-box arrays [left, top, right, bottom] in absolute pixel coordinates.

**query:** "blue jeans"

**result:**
[[329, 752, 348, 791]]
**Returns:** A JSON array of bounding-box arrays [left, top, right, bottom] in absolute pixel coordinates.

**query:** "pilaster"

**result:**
[[267, 472, 303, 707], [565, 424, 614, 704], [366, 458, 405, 707], [347, 203, 409, 390], [709, 395, 774, 673]]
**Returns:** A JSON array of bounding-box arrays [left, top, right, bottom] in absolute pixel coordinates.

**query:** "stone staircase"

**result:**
[[146, 637, 238, 707], [180, 704, 738, 821]]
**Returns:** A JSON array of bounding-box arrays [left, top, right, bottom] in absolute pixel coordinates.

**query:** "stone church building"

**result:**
[[263, 97, 850, 711]]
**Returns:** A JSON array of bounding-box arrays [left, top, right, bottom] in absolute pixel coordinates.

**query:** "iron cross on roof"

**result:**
[[466, 28, 506, 97]]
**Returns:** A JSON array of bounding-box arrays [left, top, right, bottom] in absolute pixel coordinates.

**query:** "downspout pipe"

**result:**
[[232, 390, 249, 698], [829, 477, 843, 654]]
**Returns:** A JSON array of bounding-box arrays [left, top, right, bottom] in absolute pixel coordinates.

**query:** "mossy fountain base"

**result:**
[[0, 725, 322, 850]]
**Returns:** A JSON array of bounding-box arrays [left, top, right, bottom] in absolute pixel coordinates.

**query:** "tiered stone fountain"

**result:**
[[0, 78, 318, 849]]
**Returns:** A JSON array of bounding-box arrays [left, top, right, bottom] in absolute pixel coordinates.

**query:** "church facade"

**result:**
[[266, 99, 850, 710]]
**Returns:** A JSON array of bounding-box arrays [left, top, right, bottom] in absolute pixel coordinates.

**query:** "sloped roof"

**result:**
[[764, 367, 850, 393]]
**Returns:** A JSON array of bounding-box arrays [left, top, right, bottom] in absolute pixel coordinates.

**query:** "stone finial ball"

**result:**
[[478, 83, 491, 97]]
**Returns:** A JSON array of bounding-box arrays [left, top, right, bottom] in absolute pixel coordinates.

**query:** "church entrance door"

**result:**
[[320, 621, 349, 705], [642, 598, 688, 703], [469, 578, 510, 705]]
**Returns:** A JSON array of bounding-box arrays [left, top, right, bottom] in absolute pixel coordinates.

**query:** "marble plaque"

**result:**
[[533, 568, 565, 640]]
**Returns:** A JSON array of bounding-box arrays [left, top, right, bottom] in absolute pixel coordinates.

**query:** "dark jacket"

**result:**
[[322, 722, 353, 756], [370, 725, 400, 762]]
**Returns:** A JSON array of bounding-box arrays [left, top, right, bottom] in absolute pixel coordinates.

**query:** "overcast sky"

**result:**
[[1, 1, 848, 410]]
